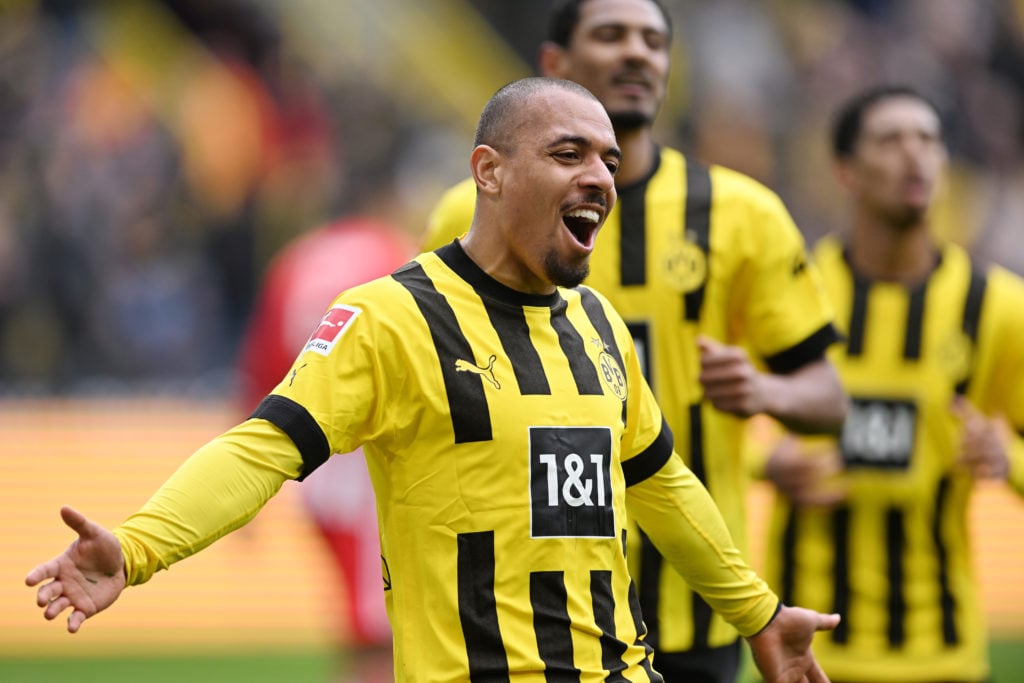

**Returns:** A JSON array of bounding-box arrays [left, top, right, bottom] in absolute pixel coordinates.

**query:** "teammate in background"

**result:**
[[421, 2, 847, 680], [761, 85, 1024, 683], [236, 217, 412, 680], [27, 77, 839, 682]]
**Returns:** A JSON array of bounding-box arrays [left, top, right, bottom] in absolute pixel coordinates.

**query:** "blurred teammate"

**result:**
[[421, 2, 847, 680], [237, 216, 412, 679], [27, 76, 839, 682], [762, 84, 1024, 683]]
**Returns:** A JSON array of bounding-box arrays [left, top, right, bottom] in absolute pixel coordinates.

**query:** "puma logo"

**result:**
[[455, 354, 500, 389], [289, 363, 307, 386]]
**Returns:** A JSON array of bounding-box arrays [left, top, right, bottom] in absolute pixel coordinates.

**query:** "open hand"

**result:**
[[25, 506, 126, 633]]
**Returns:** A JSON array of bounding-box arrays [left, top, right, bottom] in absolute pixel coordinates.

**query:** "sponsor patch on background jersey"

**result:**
[[304, 304, 361, 356], [840, 397, 917, 470]]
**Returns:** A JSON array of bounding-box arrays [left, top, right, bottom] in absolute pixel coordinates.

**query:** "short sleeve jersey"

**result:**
[[423, 147, 837, 651]]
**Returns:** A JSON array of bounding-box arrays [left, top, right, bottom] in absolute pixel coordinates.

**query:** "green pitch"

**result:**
[[1, 641, 1022, 682]]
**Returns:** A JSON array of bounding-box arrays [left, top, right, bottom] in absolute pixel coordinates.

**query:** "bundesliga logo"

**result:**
[[304, 304, 362, 356]]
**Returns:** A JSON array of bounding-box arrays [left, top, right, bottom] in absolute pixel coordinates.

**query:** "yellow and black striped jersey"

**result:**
[[114, 240, 779, 682], [423, 147, 838, 654], [762, 236, 1024, 682]]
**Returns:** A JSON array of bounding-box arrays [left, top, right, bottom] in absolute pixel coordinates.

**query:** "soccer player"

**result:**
[[421, 2, 847, 680], [762, 84, 1024, 683], [27, 77, 838, 682]]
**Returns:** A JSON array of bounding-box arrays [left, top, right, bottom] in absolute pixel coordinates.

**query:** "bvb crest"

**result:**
[[663, 233, 707, 293]]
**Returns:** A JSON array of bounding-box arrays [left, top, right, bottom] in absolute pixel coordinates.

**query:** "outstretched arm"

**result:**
[[25, 506, 127, 634], [748, 605, 841, 683]]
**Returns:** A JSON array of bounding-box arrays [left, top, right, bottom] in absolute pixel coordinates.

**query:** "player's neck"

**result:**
[[612, 126, 657, 187], [847, 218, 937, 286]]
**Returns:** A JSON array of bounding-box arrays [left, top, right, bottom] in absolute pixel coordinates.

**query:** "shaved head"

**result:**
[[474, 77, 603, 152]]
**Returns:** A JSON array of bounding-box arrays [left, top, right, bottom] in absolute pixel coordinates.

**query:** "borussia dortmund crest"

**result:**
[[937, 329, 974, 386], [663, 234, 707, 293]]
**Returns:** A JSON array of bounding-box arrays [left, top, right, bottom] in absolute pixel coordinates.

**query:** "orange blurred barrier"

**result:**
[[0, 398, 341, 656], [2, 398, 1023, 658]]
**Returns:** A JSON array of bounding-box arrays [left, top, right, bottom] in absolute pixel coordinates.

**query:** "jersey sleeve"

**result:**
[[972, 266, 1024, 494], [625, 452, 779, 636], [420, 177, 477, 252], [114, 418, 303, 585], [722, 172, 838, 372], [261, 280, 401, 475]]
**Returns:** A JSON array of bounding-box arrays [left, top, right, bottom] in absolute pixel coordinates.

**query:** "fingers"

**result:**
[[25, 559, 59, 587], [805, 658, 831, 683], [696, 334, 718, 354], [68, 609, 88, 634], [816, 612, 842, 632], [45, 595, 73, 621], [33, 577, 63, 606], [60, 506, 91, 536]]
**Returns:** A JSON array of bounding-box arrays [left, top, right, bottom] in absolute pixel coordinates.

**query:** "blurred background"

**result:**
[[2, 0, 1024, 681]]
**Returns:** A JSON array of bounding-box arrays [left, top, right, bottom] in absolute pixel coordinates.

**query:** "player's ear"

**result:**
[[833, 158, 855, 193], [537, 41, 567, 78], [471, 144, 502, 195]]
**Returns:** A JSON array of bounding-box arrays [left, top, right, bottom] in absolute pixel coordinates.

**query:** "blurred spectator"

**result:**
[[1, 0, 1024, 395]]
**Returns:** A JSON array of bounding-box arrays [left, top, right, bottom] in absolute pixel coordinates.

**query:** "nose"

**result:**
[[621, 29, 654, 63], [580, 155, 616, 194]]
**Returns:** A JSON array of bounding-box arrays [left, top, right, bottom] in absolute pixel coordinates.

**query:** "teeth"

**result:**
[[565, 208, 599, 223]]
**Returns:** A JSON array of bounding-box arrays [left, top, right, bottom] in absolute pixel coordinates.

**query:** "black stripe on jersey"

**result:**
[[886, 507, 906, 646], [551, 297, 604, 395], [902, 283, 927, 360], [530, 572, 581, 681], [764, 323, 842, 375], [781, 507, 797, 606], [457, 531, 509, 680], [846, 277, 871, 358], [619, 179, 648, 286], [686, 401, 716, 651], [688, 402, 707, 484], [579, 287, 629, 423], [687, 401, 713, 648], [683, 160, 712, 322], [625, 321, 652, 388], [249, 395, 329, 481], [482, 298, 551, 395], [636, 528, 661, 649], [621, 417, 675, 486], [393, 263, 492, 443], [830, 506, 851, 644], [626, 564, 664, 682], [955, 268, 987, 395], [590, 570, 630, 682], [933, 476, 959, 645]]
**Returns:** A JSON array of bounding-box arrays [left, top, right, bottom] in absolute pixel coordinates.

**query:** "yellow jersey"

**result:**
[[114, 241, 780, 682], [762, 237, 1024, 682], [423, 147, 837, 656]]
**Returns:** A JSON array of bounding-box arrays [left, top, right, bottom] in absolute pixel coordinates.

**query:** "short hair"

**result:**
[[548, 0, 673, 48], [831, 85, 942, 159], [474, 77, 601, 149]]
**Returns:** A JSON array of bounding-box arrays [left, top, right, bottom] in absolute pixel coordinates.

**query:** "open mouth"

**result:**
[[563, 208, 601, 248]]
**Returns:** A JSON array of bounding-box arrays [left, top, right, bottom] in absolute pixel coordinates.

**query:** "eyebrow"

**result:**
[[549, 134, 622, 161]]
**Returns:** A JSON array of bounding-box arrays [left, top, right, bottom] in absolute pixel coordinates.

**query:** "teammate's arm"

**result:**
[[698, 335, 847, 434]]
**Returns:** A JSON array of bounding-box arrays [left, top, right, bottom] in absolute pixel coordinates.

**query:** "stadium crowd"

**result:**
[[1, 0, 1022, 396]]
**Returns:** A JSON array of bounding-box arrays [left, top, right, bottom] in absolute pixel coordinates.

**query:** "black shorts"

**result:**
[[651, 640, 741, 683]]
